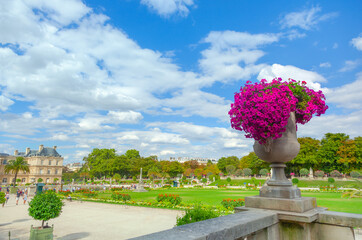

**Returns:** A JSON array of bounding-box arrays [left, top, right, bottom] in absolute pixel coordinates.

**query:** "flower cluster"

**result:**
[[111, 192, 131, 202], [221, 198, 245, 209], [229, 78, 328, 144], [156, 194, 182, 205]]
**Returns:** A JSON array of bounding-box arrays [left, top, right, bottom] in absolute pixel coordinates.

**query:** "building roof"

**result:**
[[0, 153, 9, 156], [19, 147, 62, 157]]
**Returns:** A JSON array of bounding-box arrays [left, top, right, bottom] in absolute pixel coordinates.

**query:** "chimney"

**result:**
[[53, 146, 57, 150], [39, 144, 44, 152], [26, 147, 30, 155], [14, 150, 18, 155]]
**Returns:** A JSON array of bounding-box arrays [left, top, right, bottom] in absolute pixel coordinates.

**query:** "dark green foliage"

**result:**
[[0, 192, 5, 204], [202, 178, 207, 184], [292, 178, 299, 184], [28, 191, 63, 227], [4, 157, 30, 186], [226, 177, 231, 183], [328, 177, 335, 184], [176, 205, 219, 226], [37, 178, 43, 183]]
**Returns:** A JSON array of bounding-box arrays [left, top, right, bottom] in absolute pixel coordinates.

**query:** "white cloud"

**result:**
[[160, 150, 176, 155], [257, 64, 326, 90], [333, 43, 338, 49], [339, 60, 360, 72], [140, 0, 194, 17], [351, 35, 362, 51], [223, 138, 248, 148], [0, 95, 14, 111], [319, 62, 331, 68], [199, 31, 279, 84], [327, 73, 362, 109], [280, 6, 338, 30]]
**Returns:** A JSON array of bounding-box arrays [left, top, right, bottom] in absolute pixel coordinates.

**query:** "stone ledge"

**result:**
[[318, 211, 362, 228], [130, 211, 278, 240], [244, 196, 317, 213]]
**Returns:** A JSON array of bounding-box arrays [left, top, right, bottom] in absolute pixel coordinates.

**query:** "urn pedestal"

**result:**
[[245, 112, 316, 213]]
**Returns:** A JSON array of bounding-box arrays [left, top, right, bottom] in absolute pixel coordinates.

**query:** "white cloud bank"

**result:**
[[351, 35, 362, 51]]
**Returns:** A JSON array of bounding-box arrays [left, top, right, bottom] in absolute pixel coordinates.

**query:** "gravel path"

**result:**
[[0, 194, 184, 240]]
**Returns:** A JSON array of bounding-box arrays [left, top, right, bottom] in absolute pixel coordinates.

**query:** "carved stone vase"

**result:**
[[253, 112, 301, 199]]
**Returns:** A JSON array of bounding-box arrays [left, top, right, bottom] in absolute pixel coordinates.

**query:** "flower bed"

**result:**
[[221, 198, 245, 209], [111, 192, 131, 202], [156, 194, 181, 205]]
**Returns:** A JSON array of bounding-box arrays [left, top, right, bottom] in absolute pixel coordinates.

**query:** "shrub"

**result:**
[[209, 174, 220, 181], [299, 168, 309, 176], [226, 177, 231, 183], [225, 165, 236, 176], [234, 169, 243, 177], [37, 178, 43, 183], [176, 205, 219, 226], [330, 170, 341, 178], [221, 198, 244, 209], [350, 171, 361, 178], [314, 170, 324, 178], [259, 169, 268, 176], [292, 178, 299, 184], [202, 178, 207, 184], [242, 168, 252, 176], [0, 192, 5, 205], [328, 177, 335, 184], [156, 194, 181, 205], [28, 191, 63, 228]]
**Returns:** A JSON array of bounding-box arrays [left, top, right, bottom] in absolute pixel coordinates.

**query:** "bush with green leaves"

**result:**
[[111, 192, 131, 202], [259, 169, 268, 176], [28, 191, 63, 228], [299, 168, 309, 176], [176, 205, 220, 226], [37, 178, 43, 183], [242, 168, 252, 176], [202, 178, 207, 184], [225, 165, 236, 176], [292, 178, 299, 184], [208, 174, 220, 182], [226, 177, 231, 183], [330, 170, 341, 178], [328, 177, 335, 184], [350, 171, 360, 178], [0, 192, 5, 205], [234, 169, 243, 177], [314, 170, 324, 178]]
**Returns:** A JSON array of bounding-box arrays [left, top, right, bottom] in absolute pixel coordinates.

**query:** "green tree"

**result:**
[[240, 152, 269, 174], [317, 133, 349, 173], [225, 165, 236, 176], [217, 156, 239, 174], [287, 137, 320, 174], [85, 148, 117, 178], [168, 161, 183, 178], [4, 157, 30, 187], [125, 149, 140, 159], [28, 191, 63, 227]]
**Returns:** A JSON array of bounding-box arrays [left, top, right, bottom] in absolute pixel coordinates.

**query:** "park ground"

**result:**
[[0, 194, 183, 240]]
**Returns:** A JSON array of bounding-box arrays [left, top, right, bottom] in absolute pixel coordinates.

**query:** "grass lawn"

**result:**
[[96, 188, 362, 214]]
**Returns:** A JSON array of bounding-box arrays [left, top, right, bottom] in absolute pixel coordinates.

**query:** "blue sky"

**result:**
[[0, 0, 361, 164]]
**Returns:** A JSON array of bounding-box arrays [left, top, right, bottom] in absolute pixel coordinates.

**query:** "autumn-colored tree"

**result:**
[[337, 139, 360, 172]]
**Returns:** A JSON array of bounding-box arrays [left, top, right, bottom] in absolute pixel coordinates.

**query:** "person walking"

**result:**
[[5, 192, 9, 205], [16, 189, 21, 205], [23, 191, 28, 204]]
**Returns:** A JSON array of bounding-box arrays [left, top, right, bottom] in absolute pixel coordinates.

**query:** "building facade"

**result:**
[[0, 145, 63, 185]]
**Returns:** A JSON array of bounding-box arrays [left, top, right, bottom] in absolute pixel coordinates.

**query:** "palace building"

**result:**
[[0, 145, 63, 185]]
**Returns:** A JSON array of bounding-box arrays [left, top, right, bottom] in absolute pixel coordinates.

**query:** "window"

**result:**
[[2, 159, 7, 164], [55, 169, 58, 174], [31, 178, 35, 183], [46, 178, 50, 183], [47, 169, 51, 174], [56, 160, 59, 165], [41, 160, 44, 165], [2, 178, 7, 183], [49, 160, 51, 165], [22, 178, 26, 182], [39, 169, 43, 174]]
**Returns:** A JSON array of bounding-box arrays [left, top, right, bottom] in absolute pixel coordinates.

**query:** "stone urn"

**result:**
[[253, 112, 301, 199]]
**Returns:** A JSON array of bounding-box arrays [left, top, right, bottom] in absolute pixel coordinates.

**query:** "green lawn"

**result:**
[[96, 188, 362, 214]]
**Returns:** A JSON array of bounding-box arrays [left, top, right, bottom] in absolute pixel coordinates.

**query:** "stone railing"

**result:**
[[131, 207, 362, 240]]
